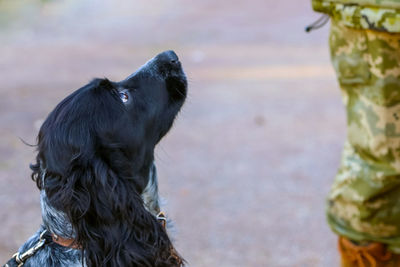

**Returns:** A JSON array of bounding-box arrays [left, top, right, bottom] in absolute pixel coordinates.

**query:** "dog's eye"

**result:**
[[119, 92, 129, 103]]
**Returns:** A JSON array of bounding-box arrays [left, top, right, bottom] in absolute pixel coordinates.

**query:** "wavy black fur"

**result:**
[[24, 51, 186, 267]]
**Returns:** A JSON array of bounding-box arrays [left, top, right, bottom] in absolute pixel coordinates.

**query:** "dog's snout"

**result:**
[[157, 50, 180, 66], [121, 50, 186, 88]]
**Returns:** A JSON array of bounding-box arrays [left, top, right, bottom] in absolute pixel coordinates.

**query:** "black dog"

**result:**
[[3, 50, 187, 267]]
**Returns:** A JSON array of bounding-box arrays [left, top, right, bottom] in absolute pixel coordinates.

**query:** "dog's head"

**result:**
[[31, 51, 186, 266]]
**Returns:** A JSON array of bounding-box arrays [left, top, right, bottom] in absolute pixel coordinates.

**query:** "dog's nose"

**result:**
[[156, 50, 180, 66]]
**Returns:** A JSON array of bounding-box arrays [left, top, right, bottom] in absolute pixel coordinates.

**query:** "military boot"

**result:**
[[339, 237, 400, 267]]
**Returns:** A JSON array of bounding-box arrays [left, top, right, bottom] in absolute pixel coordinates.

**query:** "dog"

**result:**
[[3, 50, 187, 267]]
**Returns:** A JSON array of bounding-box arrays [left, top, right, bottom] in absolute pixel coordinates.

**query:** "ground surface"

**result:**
[[0, 1, 344, 266]]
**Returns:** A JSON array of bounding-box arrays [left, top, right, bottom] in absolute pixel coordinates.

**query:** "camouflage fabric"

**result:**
[[324, 16, 400, 252], [312, 0, 400, 10], [312, 0, 400, 32]]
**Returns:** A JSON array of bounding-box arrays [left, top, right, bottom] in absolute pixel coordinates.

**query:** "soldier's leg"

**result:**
[[327, 17, 400, 266]]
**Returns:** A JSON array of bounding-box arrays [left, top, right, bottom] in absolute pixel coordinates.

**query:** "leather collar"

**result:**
[[51, 211, 167, 249], [51, 234, 80, 249]]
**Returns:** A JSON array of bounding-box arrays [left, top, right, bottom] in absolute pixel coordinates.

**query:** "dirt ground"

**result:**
[[0, 0, 343, 266]]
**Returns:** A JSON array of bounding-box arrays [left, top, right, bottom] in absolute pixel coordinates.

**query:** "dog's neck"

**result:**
[[141, 163, 161, 215], [40, 190, 76, 238], [40, 163, 161, 240]]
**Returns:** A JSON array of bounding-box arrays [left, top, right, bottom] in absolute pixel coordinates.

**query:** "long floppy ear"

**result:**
[[45, 153, 182, 266]]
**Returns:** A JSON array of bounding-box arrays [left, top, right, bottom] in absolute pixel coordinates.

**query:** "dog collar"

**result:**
[[156, 211, 167, 228], [4, 211, 168, 266], [51, 234, 80, 249], [51, 211, 167, 250]]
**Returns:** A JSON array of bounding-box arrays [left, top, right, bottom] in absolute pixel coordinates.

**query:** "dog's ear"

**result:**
[[45, 154, 182, 266]]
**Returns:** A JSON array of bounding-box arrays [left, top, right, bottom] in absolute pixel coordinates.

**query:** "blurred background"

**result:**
[[0, 0, 345, 266]]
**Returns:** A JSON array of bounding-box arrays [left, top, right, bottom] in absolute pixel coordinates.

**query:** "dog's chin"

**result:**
[[156, 51, 187, 103], [166, 74, 187, 103]]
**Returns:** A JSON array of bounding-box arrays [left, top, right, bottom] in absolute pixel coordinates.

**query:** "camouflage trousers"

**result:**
[[327, 18, 400, 252]]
